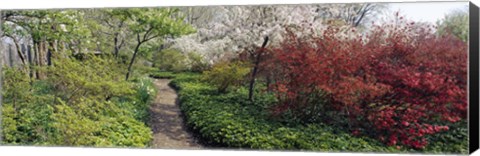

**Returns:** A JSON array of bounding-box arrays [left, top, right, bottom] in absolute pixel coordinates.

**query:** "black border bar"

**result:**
[[469, 1, 479, 154]]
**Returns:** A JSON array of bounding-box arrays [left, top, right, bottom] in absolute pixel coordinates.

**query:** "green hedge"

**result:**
[[149, 71, 200, 80], [149, 71, 177, 79]]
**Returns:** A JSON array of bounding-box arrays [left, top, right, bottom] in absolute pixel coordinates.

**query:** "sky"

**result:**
[[383, 1, 469, 24]]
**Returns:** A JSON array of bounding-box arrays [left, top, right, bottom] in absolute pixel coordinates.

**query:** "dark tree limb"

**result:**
[[248, 36, 269, 102], [125, 33, 146, 80]]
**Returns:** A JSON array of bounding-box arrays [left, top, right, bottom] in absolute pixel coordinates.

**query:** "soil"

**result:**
[[148, 79, 204, 149]]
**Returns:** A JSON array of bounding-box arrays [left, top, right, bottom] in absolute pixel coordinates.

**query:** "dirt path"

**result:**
[[148, 79, 203, 149]]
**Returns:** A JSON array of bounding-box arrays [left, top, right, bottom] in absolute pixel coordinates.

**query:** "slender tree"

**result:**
[[124, 8, 194, 80], [247, 36, 269, 101]]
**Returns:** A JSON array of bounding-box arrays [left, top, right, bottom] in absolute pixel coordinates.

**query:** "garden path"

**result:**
[[148, 79, 203, 149]]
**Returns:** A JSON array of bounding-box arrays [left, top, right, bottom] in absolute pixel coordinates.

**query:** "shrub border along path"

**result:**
[[168, 73, 401, 152], [166, 72, 466, 154]]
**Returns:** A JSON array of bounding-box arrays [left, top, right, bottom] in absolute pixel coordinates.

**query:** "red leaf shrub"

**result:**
[[264, 17, 467, 149]]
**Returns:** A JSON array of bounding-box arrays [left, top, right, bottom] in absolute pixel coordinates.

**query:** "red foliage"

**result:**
[[264, 19, 467, 149]]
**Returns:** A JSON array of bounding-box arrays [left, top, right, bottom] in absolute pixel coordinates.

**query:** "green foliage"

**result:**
[[153, 48, 188, 72], [1, 67, 31, 104], [186, 52, 209, 72], [124, 8, 195, 38], [128, 77, 157, 123], [49, 99, 152, 147], [152, 49, 208, 73], [149, 71, 200, 79], [150, 71, 177, 79], [1, 92, 56, 144], [436, 9, 468, 42], [1, 6, 198, 148], [171, 75, 398, 152], [121, 7, 196, 80], [3, 10, 97, 52], [1, 6, 467, 154], [45, 55, 134, 102], [202, 61, 251, 93], [131, 59, 157, 79], [169, 72, 202, 88], [423, 121, 468, 154], [1, 56, 155, 147], [171, 73, 468, 153]]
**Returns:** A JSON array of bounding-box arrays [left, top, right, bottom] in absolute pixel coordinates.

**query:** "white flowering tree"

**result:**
[[171, 5, 321, 64], [169, 4, 385, 101], [170, 3, 385, 65]]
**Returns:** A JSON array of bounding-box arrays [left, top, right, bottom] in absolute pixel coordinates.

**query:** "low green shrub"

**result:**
[[423, 121, 468, 154], [186, 52, 209, 72], [1, 56, 154, 148], [149, 71, 176, 79], [153, 48, 188, 72], [171, 75, 400, 152], [202, 60, 251, 93], [117, 77, 158, 123], [152, 48, 209, 73], [171, 74, 468, 154], [49, 99, 152, 147], [149, 71, 200, 81]]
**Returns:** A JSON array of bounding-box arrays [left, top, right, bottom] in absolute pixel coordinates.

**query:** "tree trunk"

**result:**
[[12, 37, 27, 66], [27, 45, 35, 80], [36, 41, 47, 79], [248, 36, 269, 101], [248, 61, 260, 101], [38, 41, 45, 67], [34, 41, 40, 79], [125, 42, 142, 81], [266, 74, 272, 92], [8, 44, 13, 67], [47, 49, 52, 66], [114, 33, 119, 58], [47, 41, 57, 66]]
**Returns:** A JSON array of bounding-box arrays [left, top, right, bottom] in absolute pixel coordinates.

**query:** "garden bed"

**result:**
[[168, 72, 468, 154]]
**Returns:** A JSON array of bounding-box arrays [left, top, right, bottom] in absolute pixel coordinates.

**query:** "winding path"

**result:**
[[148, 79, 203, 149]]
